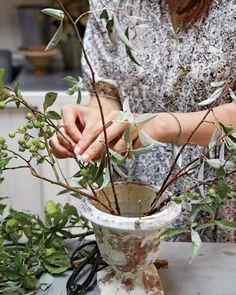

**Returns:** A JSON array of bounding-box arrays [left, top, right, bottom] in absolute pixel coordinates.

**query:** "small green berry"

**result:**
[[27, 122, 34, 129], [2, 144, 8, 150], [30, 146, 37, 153], [40, 121, 46, 128], [80, 168, 89, 177], [8, 131, 16, 138], [32, 137, 40, 146], [37, 156, 45, 164], [26, 113, 33, 120], [19, 146, 25, 152], [18, 125, 27, 134], [33, 121, 41, 128], [0, 102, 6, 110], [224, 124, 234, 133], [18, 138, 26, 145], [45, 132, 53, 139], [208, 188, 216, 197], [24, 142, 31, 149], [38, 142, 46, 150], [0, 137, 6, 144]]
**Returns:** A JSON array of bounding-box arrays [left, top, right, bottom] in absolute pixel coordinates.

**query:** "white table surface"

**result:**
[[37, 242, 236, 295]]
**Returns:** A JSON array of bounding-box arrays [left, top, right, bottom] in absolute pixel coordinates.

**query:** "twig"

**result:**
[[57, 0, 120, 215]]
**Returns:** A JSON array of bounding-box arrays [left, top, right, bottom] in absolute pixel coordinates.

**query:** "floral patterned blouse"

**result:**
[[82, 0, 236, 242]]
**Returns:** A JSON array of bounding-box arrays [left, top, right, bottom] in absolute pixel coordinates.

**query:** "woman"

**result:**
[[50, 0, 236, 242]]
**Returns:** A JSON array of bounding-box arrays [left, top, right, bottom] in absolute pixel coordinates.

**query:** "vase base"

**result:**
[[97, 264, 164, 295]]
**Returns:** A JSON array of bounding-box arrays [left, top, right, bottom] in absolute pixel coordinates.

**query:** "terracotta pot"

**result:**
[[78, 182, 181, 295]]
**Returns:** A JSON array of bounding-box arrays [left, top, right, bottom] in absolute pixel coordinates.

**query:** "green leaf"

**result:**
[[211, 220, 236, 231], [0, 203, 11, 223], [39, 272, 54, 291], [46, 111, 62, 120], [44, 262, 69, 274], [0, 157, 12, 173], [158, 227, 190, 241], [97, 168, 111, 191], [138, 130, 166, 147], [109, 148, 127, 165], [208, 128, 220, 149], [45, 200, 59, 215], [63, 75, 77, 84], [100, 9, 109, 20], [189, 229, 202, 264], [229, 88, 236, 102], [217, 166, 225, 178], [217, 178, 229, 201], [210, 81, 226, 87], [77, 89, 82, 104], [113, 15, 136, 50], [0, 67, 5, 90], [14, 81, 20, 96], [46, 20, 63, 50], [41, 8, 64, 21], [43, 92, 58, 112], [125, 28, 141, 66], [198, 87, 224, 106], [189, 204, 214, 224]]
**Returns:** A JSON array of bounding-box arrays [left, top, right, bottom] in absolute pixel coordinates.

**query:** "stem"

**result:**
[[157, 83, 231, 201], [57, 0, 120, 215]]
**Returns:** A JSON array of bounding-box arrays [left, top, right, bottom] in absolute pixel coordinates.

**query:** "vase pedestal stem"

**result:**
[[97, 263, 164, 295]]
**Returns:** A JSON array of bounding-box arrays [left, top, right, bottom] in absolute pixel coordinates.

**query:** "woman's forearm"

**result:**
[[153, 102, 236, 146]]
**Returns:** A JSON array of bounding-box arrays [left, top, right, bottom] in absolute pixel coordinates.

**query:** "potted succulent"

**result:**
[[0, 1, 236, 294]]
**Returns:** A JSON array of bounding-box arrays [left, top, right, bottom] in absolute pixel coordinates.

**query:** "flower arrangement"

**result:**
[[0, 1, 236, 293]]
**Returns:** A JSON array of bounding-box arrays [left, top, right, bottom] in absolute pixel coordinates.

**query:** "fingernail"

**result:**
[[82, 153, 90, 163], [74, 145, 81, 155]]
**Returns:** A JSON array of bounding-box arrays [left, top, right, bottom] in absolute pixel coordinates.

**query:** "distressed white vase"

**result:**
[[77, 182, 181, 295]]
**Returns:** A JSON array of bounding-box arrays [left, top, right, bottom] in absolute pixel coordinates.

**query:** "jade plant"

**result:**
[[0, 0, 236, 293]]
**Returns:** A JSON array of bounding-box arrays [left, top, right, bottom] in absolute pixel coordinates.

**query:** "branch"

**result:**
[[57, 0, 120, 215]]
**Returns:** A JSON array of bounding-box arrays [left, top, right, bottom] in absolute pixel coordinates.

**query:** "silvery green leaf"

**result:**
[[116, 111, 130, 122], [113, 15, 136, 50], [206, 158, 235, 170], [122, 97, 131, 113], [63, 76, 77, 84], [138, 130, 166, 147], [46, 20, 63, 50], [125, 27, 141, 65], [197, 161, 205, 197], [124, 126, 133, 149], [97, 168, 110, 190], [0, 203, 11, 223], [41, 8, 64, 21], [134, 113, 157, 126], [113, 165, 129, 178], [211, 220, 236, 231], [172, 144, 182, 168], [39, 272, 54, 291], [206, 158, 222, 169], [189, 229, 202, 264], [208, 128, 220, 149], [219, 143, 225, 162], [198, 87, 224, 106], [109, 148, 127, 165], [131, 143, 156, 155], [210, 80, 226, 87], [158, 227, 190, 241], [229, 88, 236, 102]]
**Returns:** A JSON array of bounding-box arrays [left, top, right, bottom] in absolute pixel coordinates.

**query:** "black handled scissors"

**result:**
[[66, 240, 107, 295]]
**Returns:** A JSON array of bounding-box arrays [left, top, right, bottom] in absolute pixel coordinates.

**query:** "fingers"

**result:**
[[61, 105, 83, 143], [74, 110, 121, 155], [77, 120, 128, 162], [49, 135, 74, 159]]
